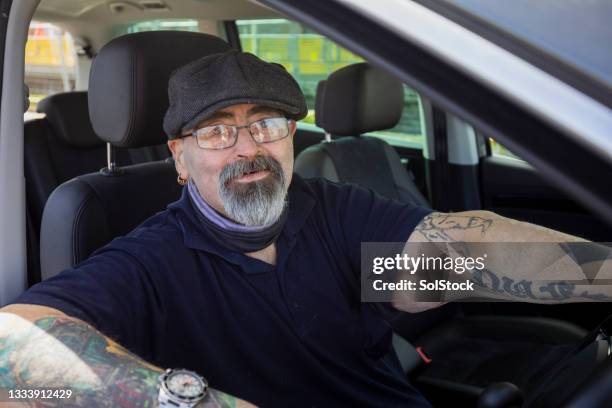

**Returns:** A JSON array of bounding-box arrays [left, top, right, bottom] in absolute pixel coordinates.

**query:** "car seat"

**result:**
[[294, 64, 429, 207], [24, 91, 135, 283], [39, 31, 231, 279]]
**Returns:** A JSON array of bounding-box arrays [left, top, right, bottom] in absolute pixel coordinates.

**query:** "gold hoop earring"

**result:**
[[177, 175, 187, 186]]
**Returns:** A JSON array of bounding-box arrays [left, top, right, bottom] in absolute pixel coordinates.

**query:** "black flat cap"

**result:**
[[164, 50, 308, 138]]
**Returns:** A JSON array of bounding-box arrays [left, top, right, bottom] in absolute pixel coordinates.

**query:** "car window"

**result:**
[[445, 0, 611, 89], [237, 19, 425, 149], [489, 138, 522, 161], [120, 19, 200, 35], [24, 21, 77, 118]]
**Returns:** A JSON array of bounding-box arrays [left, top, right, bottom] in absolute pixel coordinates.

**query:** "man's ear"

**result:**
[[167, 139, 188, 178], [289, 119, 297, 137]]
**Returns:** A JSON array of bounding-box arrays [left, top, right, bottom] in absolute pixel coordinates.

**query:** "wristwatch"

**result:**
[[158, 368, 208, 408]]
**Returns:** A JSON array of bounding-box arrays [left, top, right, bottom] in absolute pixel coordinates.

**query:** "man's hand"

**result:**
[[0, 304, 256, 408]]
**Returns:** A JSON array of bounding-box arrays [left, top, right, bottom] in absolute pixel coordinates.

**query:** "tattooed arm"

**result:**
[[0, 304, 255, 408], [395, 211, 612, 310]]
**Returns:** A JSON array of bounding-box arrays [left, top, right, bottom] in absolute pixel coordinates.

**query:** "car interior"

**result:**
[[10, 0, 612, 406]]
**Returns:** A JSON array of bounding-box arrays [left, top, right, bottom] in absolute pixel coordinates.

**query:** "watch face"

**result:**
[[166, 371, 205, 398]]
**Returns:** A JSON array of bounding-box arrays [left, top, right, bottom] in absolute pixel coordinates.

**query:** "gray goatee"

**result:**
[[218, 155, 287, 226]]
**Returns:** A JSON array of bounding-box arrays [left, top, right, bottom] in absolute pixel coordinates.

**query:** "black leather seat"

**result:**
[[25, 92, 132, 241], [24, 92, 136, 284], [39, 31, 231, 279], [25, 91, 174, 284], [294, 63, 589, 404]]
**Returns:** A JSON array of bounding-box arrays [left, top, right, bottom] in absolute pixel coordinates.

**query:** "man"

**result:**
[[1, 51, 610, 407]]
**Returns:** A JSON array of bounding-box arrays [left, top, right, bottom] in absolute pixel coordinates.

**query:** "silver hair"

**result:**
[[218, 155, 287, 226]]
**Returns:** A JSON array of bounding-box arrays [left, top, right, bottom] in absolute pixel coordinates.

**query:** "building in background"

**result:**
[[25, 21, 77, 112]]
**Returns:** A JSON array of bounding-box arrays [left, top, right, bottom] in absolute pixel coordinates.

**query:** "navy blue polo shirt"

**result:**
[[17, 175, 432, 407]]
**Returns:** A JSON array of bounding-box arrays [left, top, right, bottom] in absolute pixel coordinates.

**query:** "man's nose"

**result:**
[[233, 126, 260, 157]]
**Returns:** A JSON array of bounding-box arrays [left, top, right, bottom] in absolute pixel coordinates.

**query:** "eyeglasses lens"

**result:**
[[194, 117, 289, 150], [250, 118, 289, 143]]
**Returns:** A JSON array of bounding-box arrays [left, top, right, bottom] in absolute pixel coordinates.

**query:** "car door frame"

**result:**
[[0, 0, 37, 306]]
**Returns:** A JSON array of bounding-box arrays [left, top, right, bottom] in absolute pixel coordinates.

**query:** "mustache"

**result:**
[[219, 155, 283, 185]]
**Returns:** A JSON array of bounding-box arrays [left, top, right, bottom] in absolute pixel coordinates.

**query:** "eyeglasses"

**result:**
[[189, 117, 292, 150]]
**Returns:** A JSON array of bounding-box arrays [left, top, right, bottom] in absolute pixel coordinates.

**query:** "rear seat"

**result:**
[[25, 91, 128, 237], [24, 91, 171, 284]]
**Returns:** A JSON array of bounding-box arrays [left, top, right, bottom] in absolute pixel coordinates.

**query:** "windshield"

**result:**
[[440, 0, 612, 98]]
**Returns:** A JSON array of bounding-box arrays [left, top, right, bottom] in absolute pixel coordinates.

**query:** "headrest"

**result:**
[[315, 63, 404, 136], [88, 31, 231, 148], [37, 91, 104, 149]]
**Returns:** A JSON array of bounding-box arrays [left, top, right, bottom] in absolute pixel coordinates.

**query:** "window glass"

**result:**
[[489, 138, 523, 161], [446, 0, 611, 87], [122, 19, 199, 34], [25, 21, 77, 115], [237, 19, 424, 148]]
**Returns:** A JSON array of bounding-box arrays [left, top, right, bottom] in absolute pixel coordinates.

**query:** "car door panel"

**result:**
[[481, 155, 612, 242]]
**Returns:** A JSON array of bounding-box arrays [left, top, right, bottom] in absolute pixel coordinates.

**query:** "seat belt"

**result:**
[[524, 314, 612, 407], [392, 332, 428, 376]]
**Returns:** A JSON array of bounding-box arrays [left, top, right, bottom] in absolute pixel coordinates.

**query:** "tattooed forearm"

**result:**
[[405, 211, 612, 304], [207, 390, 238, 408], [0, 312, 242, 408], [413, 212, 494, 242], [0, 314, 159, 407], [470, 269, 612, 302]]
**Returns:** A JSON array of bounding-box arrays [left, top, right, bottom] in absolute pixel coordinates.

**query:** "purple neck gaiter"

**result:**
[[187, 179, 288, 253]]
